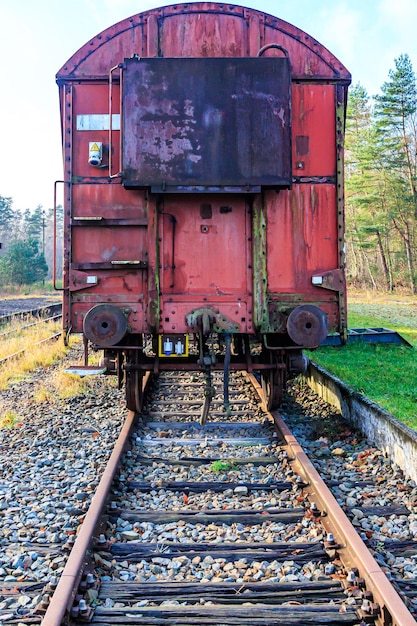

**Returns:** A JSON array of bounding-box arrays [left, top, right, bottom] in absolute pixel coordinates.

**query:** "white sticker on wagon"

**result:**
[[76, 114, 120, 130]]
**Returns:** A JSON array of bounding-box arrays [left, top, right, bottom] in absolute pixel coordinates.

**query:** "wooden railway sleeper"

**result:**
[[43, 371, 416, 626]]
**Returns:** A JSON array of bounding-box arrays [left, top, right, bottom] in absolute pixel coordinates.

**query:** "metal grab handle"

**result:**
[[109, 63, 123, 178], [53, 180, 65, 291], [257, 43, 290, 59]]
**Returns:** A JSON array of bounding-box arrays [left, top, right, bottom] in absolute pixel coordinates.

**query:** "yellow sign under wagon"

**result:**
[[158, 334, 189, 357]]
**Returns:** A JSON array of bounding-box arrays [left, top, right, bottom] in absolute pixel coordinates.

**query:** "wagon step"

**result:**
[[64, 366, 107, 376]]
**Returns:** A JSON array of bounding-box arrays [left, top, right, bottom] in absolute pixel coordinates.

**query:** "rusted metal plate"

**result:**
[[159, 196, 249, 294], [265, 185, 339, 293], [292, 84, 336, 176], [159, 195, 252, 333], [122, 57, 291, 190]]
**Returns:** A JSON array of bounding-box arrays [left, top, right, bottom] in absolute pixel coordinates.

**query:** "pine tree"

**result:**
[[0, 196, 16, 253], [345, 84, 393, 290], [373, 54, 417, 293], [0, 238, 48, 285]]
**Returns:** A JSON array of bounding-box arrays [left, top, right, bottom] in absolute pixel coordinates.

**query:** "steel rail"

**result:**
[[42, 373, 150, 626], [0, 332, 62, 365], [247, 373, 416, 626], [43, 370, 415, 625], [0, 303, 62, 325], [0, 314, 62, 339]]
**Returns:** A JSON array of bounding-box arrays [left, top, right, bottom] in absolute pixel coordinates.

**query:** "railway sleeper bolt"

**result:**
[[71, 598, 94, 622], [358, 600, 381, 621], [85, 573, 101, 593], [324, 532, 342, 553], [62, 535, 76, 553], [325, 532, 336, 546], [79, 571, 97, 592], [280, 450, 295, 464], [344, 569, 368, 593], [289, 473, 305, 485], [346, 570, 357, 584], [309, 502, 321, 518], [94, 533, 111, 551], [34, 593, 51, 614], [296, 475, 308, 488]]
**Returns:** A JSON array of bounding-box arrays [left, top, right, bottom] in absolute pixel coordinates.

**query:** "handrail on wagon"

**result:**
[[109, 63, 123, 179], [53, 180, 65, 291]]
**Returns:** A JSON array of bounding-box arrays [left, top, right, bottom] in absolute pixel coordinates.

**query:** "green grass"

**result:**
[[308, 296, 417, 428], [209, 460, 238, 473]]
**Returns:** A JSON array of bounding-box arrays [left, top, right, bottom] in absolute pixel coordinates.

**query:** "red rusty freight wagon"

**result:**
[[56, 3, 351, 416]]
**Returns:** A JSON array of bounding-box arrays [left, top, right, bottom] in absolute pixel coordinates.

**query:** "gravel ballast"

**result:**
[[0, 345, 417, 618]]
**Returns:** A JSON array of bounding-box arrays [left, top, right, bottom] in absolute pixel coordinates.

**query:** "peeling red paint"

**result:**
[[58, 2, 350, 342]]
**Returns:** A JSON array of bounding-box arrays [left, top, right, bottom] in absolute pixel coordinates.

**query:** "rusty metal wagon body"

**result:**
[[56, 3, 350, 413]]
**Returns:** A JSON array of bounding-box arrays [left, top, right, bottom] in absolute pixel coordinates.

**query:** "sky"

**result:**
[[1, 0, 417, 214]]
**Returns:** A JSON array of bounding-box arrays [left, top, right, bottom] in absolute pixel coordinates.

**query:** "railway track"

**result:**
[[39, 370, 415, 626], [0, 302, 62, 326]]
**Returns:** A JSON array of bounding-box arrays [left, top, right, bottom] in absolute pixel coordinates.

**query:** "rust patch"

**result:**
[[122, 57, 292, 190]]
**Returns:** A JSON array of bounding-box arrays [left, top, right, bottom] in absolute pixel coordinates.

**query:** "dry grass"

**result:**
[[0, 411, 23, 428], [0, 311, 118, 409], [0, 317, 65, 390], [0, 315, 62, 358], [46, 369, 103, 400]]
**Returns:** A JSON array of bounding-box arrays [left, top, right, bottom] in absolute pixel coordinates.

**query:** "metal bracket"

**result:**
[[312, 269, 343, 292], [186, 307, 240, 334]]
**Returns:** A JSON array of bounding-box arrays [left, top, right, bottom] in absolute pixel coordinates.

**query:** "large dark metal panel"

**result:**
[[122, 57, 291, 191]]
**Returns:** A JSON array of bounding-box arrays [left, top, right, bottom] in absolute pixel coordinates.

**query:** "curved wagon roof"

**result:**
[[57, 2, 351, 82]]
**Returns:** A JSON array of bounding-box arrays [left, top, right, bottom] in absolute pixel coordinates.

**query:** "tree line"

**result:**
[[0, 200, 63, 286], [1, 53, 416, 293], [346, 54, 417, 294]]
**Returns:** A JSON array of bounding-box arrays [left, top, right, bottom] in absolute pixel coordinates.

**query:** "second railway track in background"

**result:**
[[0, 302, 62, 364], [42, 371, 416, 626], [0, 302, 62, 328]]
